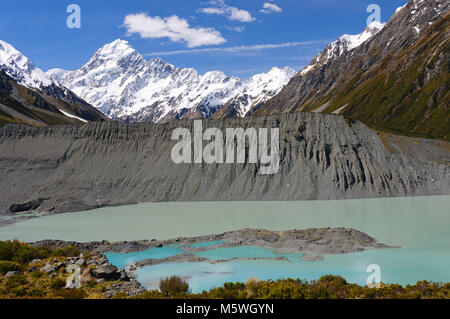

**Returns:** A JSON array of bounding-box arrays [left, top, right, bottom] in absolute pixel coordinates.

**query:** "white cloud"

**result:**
[[260, 3, 283, 14], [145, 40, 328, 56], [199, 0, 255, 23], [123, 13, 226, 48]]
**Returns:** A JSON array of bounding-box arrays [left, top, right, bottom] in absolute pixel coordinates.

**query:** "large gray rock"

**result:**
[[8, 198, 48, 213], [91, 264, 121, 281], [4, 271, 19, 278], [40, 262, 63, 273]]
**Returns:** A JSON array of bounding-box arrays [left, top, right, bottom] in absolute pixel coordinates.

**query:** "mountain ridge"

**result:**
[[256, 0, 449, 141], [48, 39, 296, 123], [0, 40, 107, 125]]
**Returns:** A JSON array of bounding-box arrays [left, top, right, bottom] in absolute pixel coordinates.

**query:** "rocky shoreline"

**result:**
[[30, 227, 398, 291], [32, 228, 396, 255], [128, 254, 292, 270]]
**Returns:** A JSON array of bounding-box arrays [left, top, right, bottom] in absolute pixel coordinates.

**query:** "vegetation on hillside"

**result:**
[[315, 13, 450, 141], [132, 276, 450, 300], [0, 70, 106, 127]]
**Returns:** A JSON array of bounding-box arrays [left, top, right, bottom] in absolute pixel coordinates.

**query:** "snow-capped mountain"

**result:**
[[49, 39, 297, 123], [0, 40, 106, 124], [299, 21, 385, 77], [0, 40, 52, 89], [49, 40, 241, 123], [214, 66, 296, 118]]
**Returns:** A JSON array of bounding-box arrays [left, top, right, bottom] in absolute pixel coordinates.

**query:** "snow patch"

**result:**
[[58, 109, 88, 123], [341, 22, 386, 51]]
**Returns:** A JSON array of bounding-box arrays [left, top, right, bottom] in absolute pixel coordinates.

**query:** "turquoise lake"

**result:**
[[1, 196, 449, 292]]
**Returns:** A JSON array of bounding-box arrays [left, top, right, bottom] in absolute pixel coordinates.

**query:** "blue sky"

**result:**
[[0, 0, 407, 78]]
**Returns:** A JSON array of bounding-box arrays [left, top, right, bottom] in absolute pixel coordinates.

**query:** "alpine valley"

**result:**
[[0, 0, 450, 301], [0, 0, 449, 215]]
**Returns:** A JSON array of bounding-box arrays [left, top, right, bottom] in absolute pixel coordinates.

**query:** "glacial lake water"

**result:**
[[1, 196, 449, 292]]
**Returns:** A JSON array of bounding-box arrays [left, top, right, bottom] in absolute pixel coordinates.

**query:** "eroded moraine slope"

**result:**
[[0, 112, 449, 215]]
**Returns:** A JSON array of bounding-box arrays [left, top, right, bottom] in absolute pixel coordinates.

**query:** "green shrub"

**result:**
[[0, 261, 21, 275], [13, 245, 52, 264], [0, 240, 52, 264], [52, 246, 80, 258], [5, 273, 28, 290], [50, 277, 66, 290], [0, 241, 15, 261], [159, 276, 189, 298]]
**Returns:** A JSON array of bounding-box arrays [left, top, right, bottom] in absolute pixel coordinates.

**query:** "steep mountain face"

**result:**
[[1, 113, 449, 215], [0, 40, 106, 126], [297, 22, 385, 78], [0, 40, 52, 89], [0, 70, 84, 126], [213, 66, 296, 118], [256, 0, 450, 141], [49, 40, 296, 123], [49, 40, 243, 123]]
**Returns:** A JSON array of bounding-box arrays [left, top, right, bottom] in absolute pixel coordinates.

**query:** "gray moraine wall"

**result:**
[[0, 112, 449, 216]]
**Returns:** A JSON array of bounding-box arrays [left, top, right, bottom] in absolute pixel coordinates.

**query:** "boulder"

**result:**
[[75, 259, 85, 266], [40, 262, 63, 273], [87, 259, 98, 266], [27, 265, 37, 272], [9, 198, 48, 213], [80, 268, 95, 284], [91, 264, 121, 281], [119, 270, 130, 282], [5, 271, 19, 278]]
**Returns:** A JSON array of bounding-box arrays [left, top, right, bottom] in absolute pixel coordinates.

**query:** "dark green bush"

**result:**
[[0, 240, 52, 264], [52, 246, 80, 258], [5, 273, 28, 290], [50, 277, 66, 290], [0, 261, 22, 275], [13, 245, 52, 264], [159, 276, 189, 298], [0, 241, 15, 260]]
